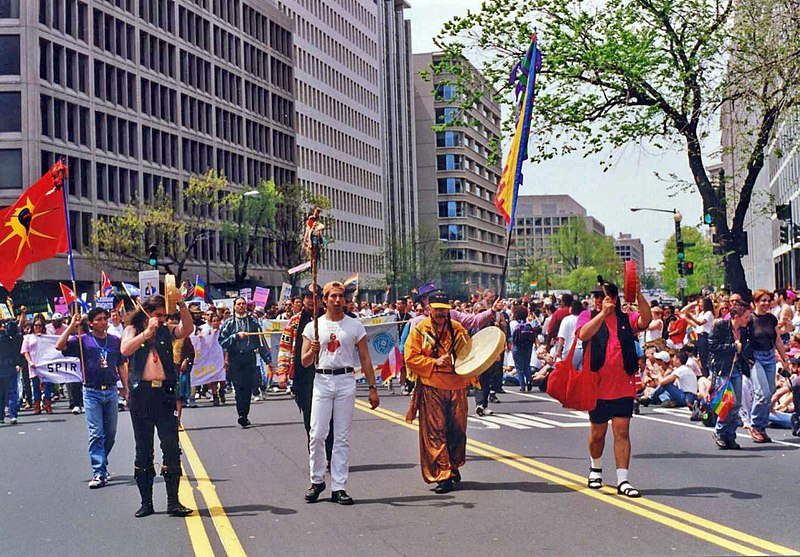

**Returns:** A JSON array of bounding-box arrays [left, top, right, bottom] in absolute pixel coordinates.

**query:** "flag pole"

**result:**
[[56, 161, 86, 383], [500, 231, 513, 299]]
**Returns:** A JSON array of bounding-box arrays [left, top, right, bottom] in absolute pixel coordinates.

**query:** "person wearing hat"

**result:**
[[577, 279, 652, 498], [277, 287, 334, 464], [404, 290, 472, 494], [639, 350, 698, 408], [300, 281, 379, 505]]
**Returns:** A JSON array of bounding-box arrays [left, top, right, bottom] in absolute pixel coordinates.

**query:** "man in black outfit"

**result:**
[[120, 294, 193, 518], [218, 296, 270, 428]]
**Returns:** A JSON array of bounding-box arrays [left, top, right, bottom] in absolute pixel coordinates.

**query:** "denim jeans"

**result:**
[[178, 373, 191, 405], [651, 382, 695, 407], [696, 333, 710, 377], [512, 348, 532, 389], [31, 376, 51, 401], [750, 351, 776, 432], [0, 372, 19, 420], [715, 371, 743, 441], [83, 387, 119, 478]]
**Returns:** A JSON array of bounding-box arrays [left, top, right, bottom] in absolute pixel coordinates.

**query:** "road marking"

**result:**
[[180, 429, 247, 557], [479, 413, 551, 429], [179, 470, 215, 556], [355, 400, 798, 556]]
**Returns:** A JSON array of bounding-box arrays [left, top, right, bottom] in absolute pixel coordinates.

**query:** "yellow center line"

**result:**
[[355, 400, 797, 556], [180, 429, 247, 557], [179, 468, 215, 557]]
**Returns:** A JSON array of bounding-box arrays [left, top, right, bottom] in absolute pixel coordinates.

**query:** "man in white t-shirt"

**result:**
[[301, 281, 380, 506], [641, 351, 698, 408], [555, 301, 582, 360], [106, 309, 125, 338]]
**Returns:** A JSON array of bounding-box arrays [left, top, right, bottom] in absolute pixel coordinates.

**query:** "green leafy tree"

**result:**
[[553, 218, 622, 282], [566, 267, 601, 295], [660, 227, 724, 296], [432, 0, 800, 295]]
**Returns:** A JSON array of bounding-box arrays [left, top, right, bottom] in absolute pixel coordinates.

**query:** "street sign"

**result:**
[[676, 277, 688, 288]]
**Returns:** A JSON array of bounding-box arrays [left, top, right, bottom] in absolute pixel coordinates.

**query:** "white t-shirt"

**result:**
[[644, 319, 663, 343], [673, 365, 698, 394], [698, 311, 714, 334], [302, 314, 366, 369], [20, 333, 41, 357], [107, 322, 125, 337], [686, 356, 702, 378], [556, 314, 578, 359]]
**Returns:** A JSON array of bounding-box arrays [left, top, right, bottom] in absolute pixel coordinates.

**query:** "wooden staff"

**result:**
[[311, 234, 319, 366]]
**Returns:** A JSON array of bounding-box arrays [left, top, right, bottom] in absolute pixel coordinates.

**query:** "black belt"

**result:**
[[316, 367, 354, 375], [84, 384, 116, 390]]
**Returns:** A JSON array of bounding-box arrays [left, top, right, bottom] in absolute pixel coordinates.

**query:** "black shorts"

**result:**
[[589, 397, 634, 424]]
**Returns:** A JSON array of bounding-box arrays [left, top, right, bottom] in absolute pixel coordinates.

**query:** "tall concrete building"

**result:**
[[276, 0, 387, 284], [508, 194, 606, 272], [614, 233, 645, 272], [0, 0, 296, 288], [413, 51, 506, 294]]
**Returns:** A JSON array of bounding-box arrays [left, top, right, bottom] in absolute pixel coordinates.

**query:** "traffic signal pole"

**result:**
[[674, 211, 685, 303]]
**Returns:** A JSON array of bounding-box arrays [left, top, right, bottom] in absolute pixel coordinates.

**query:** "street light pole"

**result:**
[[630, 207, 686, 303]]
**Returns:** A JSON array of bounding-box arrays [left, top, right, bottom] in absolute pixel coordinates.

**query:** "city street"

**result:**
[[1, 386, 798, 557]]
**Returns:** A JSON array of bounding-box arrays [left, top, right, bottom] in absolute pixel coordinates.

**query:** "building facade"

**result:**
[[508, 194, 606, 272], [0, 0, 297, 288], [614, 233, 645, 273], [413, 51, 506, 294], [276, 0, 386, 285]]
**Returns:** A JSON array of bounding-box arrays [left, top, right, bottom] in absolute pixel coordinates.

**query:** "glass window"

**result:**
[[436, 131, 462, 147], [0, 0, 19, 18], [435, 107, 458, 125], [0, 35, 20, 74], [436, 83, 457, 101], [0, 148, 22, 188], [437, 177, 464, 194], [0, 92, 21, 132]]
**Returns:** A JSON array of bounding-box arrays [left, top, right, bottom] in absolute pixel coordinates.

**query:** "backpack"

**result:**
[[513, 322, 536, 350]]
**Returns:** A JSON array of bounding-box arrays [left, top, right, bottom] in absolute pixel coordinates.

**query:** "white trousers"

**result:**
[[309, 373, 356, 490]]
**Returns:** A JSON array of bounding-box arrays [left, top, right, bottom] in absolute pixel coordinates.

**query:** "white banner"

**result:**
[[29, 334, 83, 383], [189, 331, 226, 387], [138, 270, 160, 298], [278, 282, 292, 304]]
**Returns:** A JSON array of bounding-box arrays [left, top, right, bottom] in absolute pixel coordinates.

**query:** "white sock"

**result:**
[[617, 468, 629, 485], [590, 457, 602, 470]]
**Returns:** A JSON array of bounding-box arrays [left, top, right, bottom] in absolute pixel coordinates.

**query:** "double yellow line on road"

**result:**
[[178, 429, 246, 557], [354, 399, 797, 557]]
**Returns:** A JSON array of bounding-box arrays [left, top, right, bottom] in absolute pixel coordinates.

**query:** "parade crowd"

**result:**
[[1, 282, 799, 510]]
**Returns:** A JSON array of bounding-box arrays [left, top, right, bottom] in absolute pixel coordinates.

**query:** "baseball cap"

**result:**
[[51, 312, 63, 320], [428, 290, 451, 309], [654, 351, 671, 363]]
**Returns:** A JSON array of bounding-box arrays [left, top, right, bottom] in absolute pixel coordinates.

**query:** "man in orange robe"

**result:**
[[404, 290, 471, 494]]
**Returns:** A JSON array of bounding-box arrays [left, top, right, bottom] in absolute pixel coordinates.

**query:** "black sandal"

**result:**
[[587, 467, 602, 489], [617, 481, 641, 498]]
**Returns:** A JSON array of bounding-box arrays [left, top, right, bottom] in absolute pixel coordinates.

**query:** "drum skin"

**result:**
[[455, 327, 507, 379], [624, 260, 638, 302], [164, 274, 177, 312]]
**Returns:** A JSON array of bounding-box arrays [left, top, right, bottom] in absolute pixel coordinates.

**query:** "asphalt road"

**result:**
[[2, 386, 798, 557]]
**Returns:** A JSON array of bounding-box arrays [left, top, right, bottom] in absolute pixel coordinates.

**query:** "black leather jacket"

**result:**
[[708, 319, 752, 377]]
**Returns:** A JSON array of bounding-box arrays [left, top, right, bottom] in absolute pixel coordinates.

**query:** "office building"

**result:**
[[614, 233, 645, 272], [508, 194, 606, 271], [413, 51, 506, 294], [0, 0, 296, 288], [276, 0, 387, 284]]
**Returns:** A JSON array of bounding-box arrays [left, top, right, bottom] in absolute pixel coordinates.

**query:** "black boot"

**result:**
[[164, 475, 193, 517], [134, 470, 154, 518]]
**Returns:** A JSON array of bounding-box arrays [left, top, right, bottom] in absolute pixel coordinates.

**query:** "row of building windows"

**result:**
[[99, 0, 133, 15], [445, 248, 503, 266], [95, 111, 138, 158], [139, 0, 175, 34], [141, 79, 178, 123], [40, 95, 89, 146], [94, 59, 136, 110], [324, 248, 381, 274], [39, 39, 90, 94], [336, 220, 382, 247], [289, 0, 377, 50], [211, 0, 239, 27], [178, 5, 211, 51], [140, 29, 176, 78], [242, 5, 291, 58], [297, 48, 379, 111], [214, 25, 240, 66], [182, 95, 213, 135], [142, 126, 178, 166], [295, 15, 378, 86], [297, 113, 379, 166], [299, 84, 379, 137], [299, 146, 381, 194], [93, 7, 135, 62], [179, 49, 212, 91], [40, 0, 88, 43]]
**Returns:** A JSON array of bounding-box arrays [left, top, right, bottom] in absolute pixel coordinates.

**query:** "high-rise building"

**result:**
[[614, 233, 645, 272], [0, 0, 296, 288], [413, 51, 506, 294], [508, 194, 606, 271], [379, 0, 417, 297], [276, 0, 386, 284]]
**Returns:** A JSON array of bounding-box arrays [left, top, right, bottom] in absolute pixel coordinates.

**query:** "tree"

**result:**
[[91, 170, 230, 283], [382, 225, 450, 297], [660, 226, 725, 296], [432, 0, 800, 295], [552, 218, 623, 282], [519, 256, 562, 294], [565, 266, 601, 295]]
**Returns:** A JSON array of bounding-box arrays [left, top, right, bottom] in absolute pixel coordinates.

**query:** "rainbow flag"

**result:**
[[711, 380, 735, 421], [495, 32, 542, 232], [195, 275, 207, 301], [115, 299, 125, 314], [343, 274, 358, 289], [687, 326, 699, 343]]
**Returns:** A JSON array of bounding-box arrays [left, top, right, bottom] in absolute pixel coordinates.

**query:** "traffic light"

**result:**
[[685, 261, 694, 275], [780, 223, 789, 244], [793, 224, 800, 244], [703, 211, 712, 225], [777, 204, 791, 221], [147, 244, 158, 267], [676, 240, 685, 260]]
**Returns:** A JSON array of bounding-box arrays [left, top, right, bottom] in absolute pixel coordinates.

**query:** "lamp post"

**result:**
[[630, 207, 685, 302]]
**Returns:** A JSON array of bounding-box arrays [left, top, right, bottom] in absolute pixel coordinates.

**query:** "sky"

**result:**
[[406, 0, 710, 270]]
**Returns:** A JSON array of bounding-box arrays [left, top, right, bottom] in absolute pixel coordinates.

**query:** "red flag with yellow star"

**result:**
[[0, 163, 69, 290]]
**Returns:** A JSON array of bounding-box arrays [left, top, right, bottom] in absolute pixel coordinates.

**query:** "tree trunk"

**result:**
[[720, 229, 750, 296]]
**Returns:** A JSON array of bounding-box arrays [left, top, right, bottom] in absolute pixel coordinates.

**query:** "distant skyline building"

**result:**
[[413, 51, 506, 294], [508, 194, 607, 272], [614, 233, 645, 273], [277, 0, 388, 285], [0, 0, 297, 288]]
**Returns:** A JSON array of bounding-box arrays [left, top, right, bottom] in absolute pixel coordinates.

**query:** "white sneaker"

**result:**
[[88, 475, 107, 489], [10, 418, 17, 424], [483, 408, 494, 416], [80, 407, 85, 413], [71, 406, 80, 415]]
